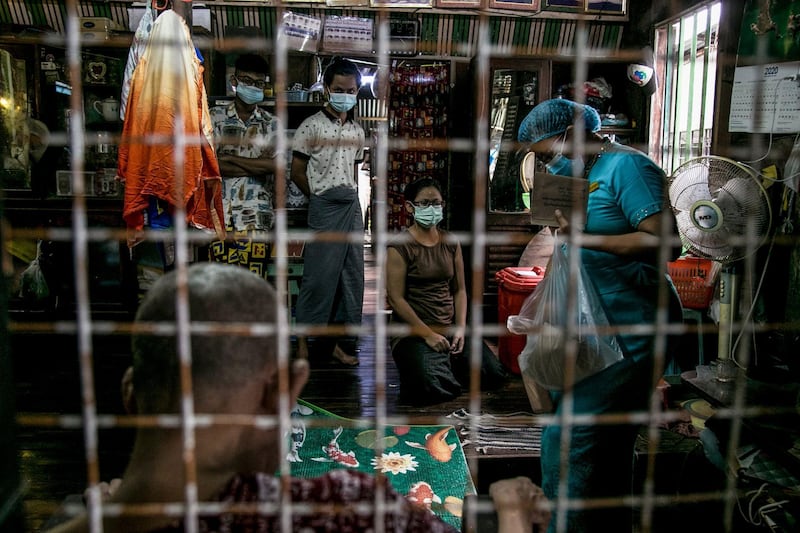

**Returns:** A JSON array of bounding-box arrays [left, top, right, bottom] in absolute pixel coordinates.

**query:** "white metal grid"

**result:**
[[3, 1, 798, 533]]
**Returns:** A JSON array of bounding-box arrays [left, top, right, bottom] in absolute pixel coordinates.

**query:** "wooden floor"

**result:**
[[299, 242, 534, 421]]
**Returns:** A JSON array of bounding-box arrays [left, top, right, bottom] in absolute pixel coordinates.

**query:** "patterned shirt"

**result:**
[[210, 103, 281, 231], [152, 470, 459, 533], [291, 109, 365, 195]]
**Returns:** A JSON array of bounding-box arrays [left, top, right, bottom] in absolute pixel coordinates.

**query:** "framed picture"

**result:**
[[585, 0, 625, 15], [326, 0, 369, 6], [488, 0, 540, 11], [370, 0, 433, 7], [546, 0, 580, 7], [435, 0, 484, 8]]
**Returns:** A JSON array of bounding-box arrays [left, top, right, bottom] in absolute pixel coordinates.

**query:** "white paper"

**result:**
[[528, 172, 588, 229], [729, 61, 800, 133]]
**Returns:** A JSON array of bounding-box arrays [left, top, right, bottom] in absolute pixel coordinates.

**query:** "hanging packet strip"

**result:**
[[322, 16, 374, 54], [281, 12, 322, 53], [507, 232, 624, 390]]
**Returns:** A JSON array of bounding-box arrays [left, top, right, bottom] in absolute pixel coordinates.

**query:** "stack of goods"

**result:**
[[386, 62, 450, 230], [554, 76, 612, 112]]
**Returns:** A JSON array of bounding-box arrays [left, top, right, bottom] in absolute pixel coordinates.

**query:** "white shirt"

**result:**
[[292, 109, 365, 195]]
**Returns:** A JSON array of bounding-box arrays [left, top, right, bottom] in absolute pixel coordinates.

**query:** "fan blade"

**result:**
[[671, 182, 714, 213], [675, 210, 734, 259], [713, 177, 771, 256], [669, 163, 713, 212]]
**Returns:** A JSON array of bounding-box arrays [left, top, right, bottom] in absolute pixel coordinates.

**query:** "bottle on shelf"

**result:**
[[263, 76, 274, 99]]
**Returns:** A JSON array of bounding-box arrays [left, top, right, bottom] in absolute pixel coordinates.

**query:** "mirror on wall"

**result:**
[[488, 61, 548, 214]]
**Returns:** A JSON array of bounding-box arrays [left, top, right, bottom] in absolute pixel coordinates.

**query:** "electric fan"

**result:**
[[668, 156, 772, 379]]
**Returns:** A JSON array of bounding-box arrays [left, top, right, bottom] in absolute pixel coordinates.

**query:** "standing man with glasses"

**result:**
[[208, 53, 281, 280], [291, 57, 366, 366]]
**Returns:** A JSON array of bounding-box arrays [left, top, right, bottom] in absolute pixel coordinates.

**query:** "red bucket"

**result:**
[[494, 266, 545, 374]]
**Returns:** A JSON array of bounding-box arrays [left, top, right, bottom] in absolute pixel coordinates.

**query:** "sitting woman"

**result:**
[[387, 177, 507, 406]]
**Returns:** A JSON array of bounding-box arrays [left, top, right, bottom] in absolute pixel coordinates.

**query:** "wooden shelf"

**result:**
[[600, 127, 637, 135]]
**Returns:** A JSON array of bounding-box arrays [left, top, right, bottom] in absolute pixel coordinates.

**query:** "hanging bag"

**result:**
[[18, 240, 50, 302], [507, 232, 624, 390]]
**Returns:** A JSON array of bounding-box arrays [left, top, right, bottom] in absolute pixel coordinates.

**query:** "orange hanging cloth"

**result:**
[[117, 9, 225, 248]]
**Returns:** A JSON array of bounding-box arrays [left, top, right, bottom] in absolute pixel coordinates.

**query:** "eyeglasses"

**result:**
[[236, 76, 267, 89], [537, 133, 568, 164], [411, 200, 445, 208]]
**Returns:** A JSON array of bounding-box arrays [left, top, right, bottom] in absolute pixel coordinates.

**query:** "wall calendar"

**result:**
[[729, 61, 800, 134]]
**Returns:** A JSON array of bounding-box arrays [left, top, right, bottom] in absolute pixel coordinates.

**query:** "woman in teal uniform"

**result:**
[[518, 98, 682, 532]]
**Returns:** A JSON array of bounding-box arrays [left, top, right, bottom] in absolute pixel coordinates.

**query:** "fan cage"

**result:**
[[669, 156, 772, 263]]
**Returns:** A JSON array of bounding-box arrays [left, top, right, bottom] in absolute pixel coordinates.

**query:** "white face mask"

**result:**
[[328, 92, 357, 113]]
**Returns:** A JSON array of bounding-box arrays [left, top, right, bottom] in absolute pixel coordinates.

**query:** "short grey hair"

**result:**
[[131, 263, 278, 413]]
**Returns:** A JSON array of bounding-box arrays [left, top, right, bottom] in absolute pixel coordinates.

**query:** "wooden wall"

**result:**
[[0, 1, 625, 57]]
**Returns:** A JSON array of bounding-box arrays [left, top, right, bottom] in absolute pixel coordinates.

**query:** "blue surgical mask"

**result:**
[[328, 92, 357, 113], [236, 84, 263, 105], [545, 153, 576, 176], [413, 205, 444, 228], [543, 132, 581, 177]]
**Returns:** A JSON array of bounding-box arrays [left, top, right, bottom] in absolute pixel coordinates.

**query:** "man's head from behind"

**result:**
[[123, 263, 308, 483], [130, 263, 281, 415]]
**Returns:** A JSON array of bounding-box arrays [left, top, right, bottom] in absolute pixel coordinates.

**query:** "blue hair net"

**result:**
[[518, 99, 602, 144]]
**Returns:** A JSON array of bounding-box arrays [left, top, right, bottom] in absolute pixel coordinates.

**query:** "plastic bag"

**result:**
[[507, 234, 624, 390], [18, 240, 50, 301]]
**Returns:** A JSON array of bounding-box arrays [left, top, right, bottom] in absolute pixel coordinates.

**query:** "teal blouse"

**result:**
[[581, 142, 675, 360]]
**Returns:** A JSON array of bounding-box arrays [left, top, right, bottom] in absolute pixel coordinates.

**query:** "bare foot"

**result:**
[[332, 344, 359, 366]]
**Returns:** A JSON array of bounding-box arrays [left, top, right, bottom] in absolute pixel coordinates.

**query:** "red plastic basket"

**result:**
[[667, 257, 716, 310]]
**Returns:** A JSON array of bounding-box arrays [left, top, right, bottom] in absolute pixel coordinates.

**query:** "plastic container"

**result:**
[[494, 266, 546, 374], [286, 90, 309, 102], [667, 257, 716, 310]]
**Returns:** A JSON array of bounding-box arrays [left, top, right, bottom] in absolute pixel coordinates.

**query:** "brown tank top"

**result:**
[[388, 231, 458, 327]]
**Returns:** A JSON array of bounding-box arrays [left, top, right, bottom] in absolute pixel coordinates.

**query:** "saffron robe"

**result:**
[[117, 9, 224, 247]]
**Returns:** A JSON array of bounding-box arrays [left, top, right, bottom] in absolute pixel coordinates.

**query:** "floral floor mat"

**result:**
[[287, 399, 475, 530]]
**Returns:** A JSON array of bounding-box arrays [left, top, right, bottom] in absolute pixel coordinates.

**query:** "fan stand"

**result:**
[[668, 155, 773, 382], [716, 263, 740, 382]]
